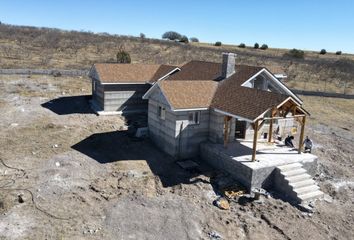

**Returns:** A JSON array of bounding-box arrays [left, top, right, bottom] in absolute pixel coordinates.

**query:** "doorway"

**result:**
[[235, 120, 247, 139]]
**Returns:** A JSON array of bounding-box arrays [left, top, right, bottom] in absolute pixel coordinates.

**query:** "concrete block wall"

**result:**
[[91, 80, 104, 111], [103, 84, 150, 112], [209, 110, 235, 144], [175, 110, 210, 159], [200, 142, 318, 192], [148, 99, 178, 157], [200, 143, 254, 190]]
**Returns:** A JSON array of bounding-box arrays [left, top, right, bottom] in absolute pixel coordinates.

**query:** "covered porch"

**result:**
[[220, 97, 310, 161]]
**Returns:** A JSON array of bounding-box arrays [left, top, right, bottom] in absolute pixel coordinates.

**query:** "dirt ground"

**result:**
[[0, 75, 353, 240]]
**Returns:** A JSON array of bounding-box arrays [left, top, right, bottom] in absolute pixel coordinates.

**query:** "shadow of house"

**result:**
[[41, 95, 94, 115], [71, 130, 213, 187]]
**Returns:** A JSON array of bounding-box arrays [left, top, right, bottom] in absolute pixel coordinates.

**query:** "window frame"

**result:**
[[158, 105, 166, 120], [188, 111, 201, 125]]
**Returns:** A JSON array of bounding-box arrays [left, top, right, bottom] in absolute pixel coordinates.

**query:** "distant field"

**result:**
[[0, 24, 353, 94]]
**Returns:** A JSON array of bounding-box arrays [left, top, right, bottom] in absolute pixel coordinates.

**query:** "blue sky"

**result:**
[[1, 0, 354, 53]]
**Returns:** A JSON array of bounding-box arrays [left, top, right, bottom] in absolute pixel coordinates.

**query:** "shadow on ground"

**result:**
[[41, 95, 94, 115], [71, 130, 215, 188]]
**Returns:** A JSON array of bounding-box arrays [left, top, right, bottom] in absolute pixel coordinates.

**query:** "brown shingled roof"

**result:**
[[93, 63, 177, 83], [159, 80, 218, 109], [211, 81, 289, 121], [168, 60, 263, 84]]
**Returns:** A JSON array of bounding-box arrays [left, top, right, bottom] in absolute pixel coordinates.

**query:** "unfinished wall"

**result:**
[[148, 87, 211, 159], [103, 84, 150, 112], [209, 110, 236, 144], [91, 79, 104, 111], [148, 89, 178, 157], [175, 110, 210, 159]]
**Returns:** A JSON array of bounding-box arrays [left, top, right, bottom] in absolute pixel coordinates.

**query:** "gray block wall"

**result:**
[[103, 84, 150, 112], [148, 87, 211, 159], [92, 80, 104, 111], [200, 142, 318, 191], [209, 110, 235, 144]]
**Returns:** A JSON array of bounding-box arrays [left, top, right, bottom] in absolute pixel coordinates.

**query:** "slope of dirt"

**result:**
[[0, 74, 353, 240]]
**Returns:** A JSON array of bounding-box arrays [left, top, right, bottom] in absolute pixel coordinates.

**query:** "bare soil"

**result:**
[[0, 75, 353, 240]]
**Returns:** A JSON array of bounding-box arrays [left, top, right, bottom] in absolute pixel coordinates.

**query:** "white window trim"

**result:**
[[188, 111, 201, 125], [158, 105, 166, 120]]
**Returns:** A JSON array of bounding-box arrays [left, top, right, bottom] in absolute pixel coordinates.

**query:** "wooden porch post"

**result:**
[[252, 119, 259, 161], [298, 116, 306, 154], [223, 116, 231, 148], [268, 119, 273, 142]]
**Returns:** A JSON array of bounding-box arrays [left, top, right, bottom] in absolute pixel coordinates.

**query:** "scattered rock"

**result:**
[[18, 194, 24, 203], [10, 123, 18, 127], [52, 144, 58, 148], [55, 162, 60, 167]]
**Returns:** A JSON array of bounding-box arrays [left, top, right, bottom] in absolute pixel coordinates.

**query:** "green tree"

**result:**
[[260, 44, 268, 50], [180, 35, 189, 43], [116, 47, 131, 63], [189, 37, 199, 42], [214, 41, 222, 46], [162, 31, 182, 40], [320, 49, 327, 55], [286, 49, 305, 59], [238, 43, 246, 48], [254, 43, 259, 49]]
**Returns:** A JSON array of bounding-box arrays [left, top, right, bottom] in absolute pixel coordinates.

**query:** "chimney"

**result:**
[[221, 52, 236, 79]]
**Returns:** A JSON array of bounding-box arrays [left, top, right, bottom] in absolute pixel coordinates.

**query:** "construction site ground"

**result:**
[[0, 75, 353, 240]]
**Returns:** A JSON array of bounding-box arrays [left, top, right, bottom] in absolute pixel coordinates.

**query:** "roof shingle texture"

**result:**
[[94, 63, 177, 83], [159, 80, 218, 109], [161, 60, 290, 120]]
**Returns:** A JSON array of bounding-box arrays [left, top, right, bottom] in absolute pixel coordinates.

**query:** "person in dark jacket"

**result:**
[[285, 135, 295, 148]]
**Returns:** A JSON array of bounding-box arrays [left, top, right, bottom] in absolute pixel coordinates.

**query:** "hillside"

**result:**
[[0, 24, 353, 94]]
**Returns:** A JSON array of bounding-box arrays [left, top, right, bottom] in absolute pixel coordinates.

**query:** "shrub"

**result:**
[[162, 31, 182, 41], [116, 47, 131, 63], [260, 44, 268, 50], [286, 48, 305, 59], [179, 35, 189, 43], [139, 33, 146, 39], [214, 41, 222, 46], [254, 43, 259, 49], [238, 43, 246, 48], [320, 49, 327, 55], [189, 37, 199, 42], [336, 51, 342, 55]]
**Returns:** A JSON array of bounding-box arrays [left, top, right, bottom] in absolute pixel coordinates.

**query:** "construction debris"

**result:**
[[222, 184, 246, 200], [214, 197, 230, 210]]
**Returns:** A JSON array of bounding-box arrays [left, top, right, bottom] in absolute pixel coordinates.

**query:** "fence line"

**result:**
[[0, 68, 89, 76], [291, 89, 354, 99]]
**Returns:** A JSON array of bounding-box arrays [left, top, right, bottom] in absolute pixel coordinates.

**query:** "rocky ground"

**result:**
[[0, 75, 353, 240]]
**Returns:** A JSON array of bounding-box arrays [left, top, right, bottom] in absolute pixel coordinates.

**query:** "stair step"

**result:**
[[298, 190, 324, 202], [290, 179, 316, 188], [282, 168, 307, 177], [294, 185, 320, 195], [277, 163, 303, 171], [286, 173, 312, 183]]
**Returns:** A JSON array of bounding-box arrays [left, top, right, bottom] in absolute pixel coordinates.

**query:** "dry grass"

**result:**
[[0, 24, 353, 94], [302, 95, 354, 134]]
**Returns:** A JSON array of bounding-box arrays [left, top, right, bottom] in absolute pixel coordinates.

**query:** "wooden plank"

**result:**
[[252, 119, 259, 161], [298, 116, 306, 154]]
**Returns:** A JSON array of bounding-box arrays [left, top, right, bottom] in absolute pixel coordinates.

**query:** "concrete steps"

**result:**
[[275, 163, 324, 204]]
